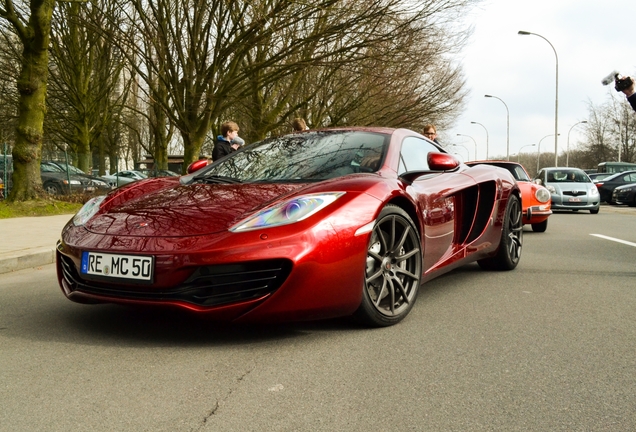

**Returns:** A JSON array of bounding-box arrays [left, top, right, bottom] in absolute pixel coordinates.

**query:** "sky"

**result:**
[[443, 0, 636, 162]]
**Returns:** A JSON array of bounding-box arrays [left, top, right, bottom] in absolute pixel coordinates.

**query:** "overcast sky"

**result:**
[[443, 0, 636, 162]]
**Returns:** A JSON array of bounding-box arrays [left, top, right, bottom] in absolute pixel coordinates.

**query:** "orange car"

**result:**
[[467, 161, 552, 232]]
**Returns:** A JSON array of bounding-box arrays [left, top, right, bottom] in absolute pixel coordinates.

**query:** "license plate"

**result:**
[[568, 197, 581, 202], [81, 251, 154, 281]]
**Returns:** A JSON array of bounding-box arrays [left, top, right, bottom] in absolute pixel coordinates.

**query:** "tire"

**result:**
[[531, 219, 548, 232], [354, 205, 422, 327], [478, 194, 523, 271], [590, 208, 599, 214], [44, 182, 62, 195]]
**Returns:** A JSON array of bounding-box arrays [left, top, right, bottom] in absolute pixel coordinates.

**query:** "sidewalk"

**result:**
[[0, 214, 74, 274]]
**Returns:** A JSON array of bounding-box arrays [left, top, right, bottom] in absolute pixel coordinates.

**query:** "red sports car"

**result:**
[[56, 128, 522, 327], [466, 161, 552, 232]]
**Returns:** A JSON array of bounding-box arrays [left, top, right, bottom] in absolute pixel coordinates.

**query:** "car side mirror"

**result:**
[[534, 179, 542, 185], [187, 159, 209, 174], [428, 152, 460, 171]]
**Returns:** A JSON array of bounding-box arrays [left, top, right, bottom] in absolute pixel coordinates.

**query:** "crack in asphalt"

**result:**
[[196, 366, 255, 430]]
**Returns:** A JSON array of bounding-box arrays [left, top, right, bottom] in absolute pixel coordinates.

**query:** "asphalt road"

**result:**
[[1, 206, 636, 431]]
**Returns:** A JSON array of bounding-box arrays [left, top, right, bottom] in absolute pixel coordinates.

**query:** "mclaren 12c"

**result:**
[[56, 127, 523, 327]]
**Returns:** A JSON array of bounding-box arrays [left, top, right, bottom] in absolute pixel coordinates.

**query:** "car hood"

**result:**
[[84, 181, 309, 237], [546, 181, 594, 191]]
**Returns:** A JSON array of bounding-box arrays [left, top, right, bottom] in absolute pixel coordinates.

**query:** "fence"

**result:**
[[1, 144, 12, 200]]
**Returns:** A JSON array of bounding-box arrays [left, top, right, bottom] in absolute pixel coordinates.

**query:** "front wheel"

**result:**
[[478, 194, 523, 271], [590, 208, 600, 214], [354, 205, 422, 327], [44, 182, 62, 195]]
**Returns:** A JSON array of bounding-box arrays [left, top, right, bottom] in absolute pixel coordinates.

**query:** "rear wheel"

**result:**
[[478, 194, 523, 271], [354, 205, 422, 327], [531, 219, 548, 232]]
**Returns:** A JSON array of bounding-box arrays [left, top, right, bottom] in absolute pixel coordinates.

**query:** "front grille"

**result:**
[[562, 190, 587, 197], [562, 201, 587, 207], [59, 253, 292, 307]]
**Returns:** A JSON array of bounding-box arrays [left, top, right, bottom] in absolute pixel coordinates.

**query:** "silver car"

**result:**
[[533, 167, 600, 214]]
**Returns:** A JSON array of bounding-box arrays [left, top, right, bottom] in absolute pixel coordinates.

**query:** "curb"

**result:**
[[0, 247, 56, 274]]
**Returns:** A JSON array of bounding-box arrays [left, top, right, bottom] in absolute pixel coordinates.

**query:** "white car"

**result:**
[[101, 170, 148, 187]]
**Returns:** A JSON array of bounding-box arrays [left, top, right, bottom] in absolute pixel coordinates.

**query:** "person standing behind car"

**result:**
[[292, 118, 308, 132], [422, 124, 440, 144], [212, 121, 241, 161]]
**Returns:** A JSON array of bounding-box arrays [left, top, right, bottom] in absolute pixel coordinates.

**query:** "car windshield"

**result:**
[[41, 163, 64, 173], [193, 130, 388, 183], [546, 169, 590, 183], [55, 163, 84, 174]]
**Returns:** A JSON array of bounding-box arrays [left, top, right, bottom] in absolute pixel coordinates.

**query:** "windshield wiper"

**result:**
[[195, 174, 242, 184]]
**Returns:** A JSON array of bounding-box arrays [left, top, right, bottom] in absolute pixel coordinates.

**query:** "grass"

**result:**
[[0, 199, 83, 219]]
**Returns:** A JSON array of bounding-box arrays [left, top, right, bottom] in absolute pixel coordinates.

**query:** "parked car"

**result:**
[[593, 170, 636, 204], [56, 127, 523, 327], [40, 162, 94, 195], [43, 161, 112, 193], [533, 167, 600, 214], [141, 169, 180, 178], [612, 183, 636, 206], [101, 170, 148, 187], [587, 172, 612, 183], [467, 161, 552, 232]]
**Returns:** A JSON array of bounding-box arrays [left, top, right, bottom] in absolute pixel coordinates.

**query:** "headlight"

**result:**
[[546, 185, 556, 194], [534, 187, 551, 203], [588, 187, 599, 196], [230, 192, 345, 232], [92, 179, 108, 186], [73, 195, 106, 226], [63, 179, 81, 185]]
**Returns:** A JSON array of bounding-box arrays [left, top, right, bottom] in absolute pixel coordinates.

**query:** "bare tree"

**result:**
[[115, 0, 480, 171], [46, 0, 130, 173]]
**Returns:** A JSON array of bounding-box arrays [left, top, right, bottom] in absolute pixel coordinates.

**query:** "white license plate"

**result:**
[[81, 251, 154, 281], [568, 197, 581, 202]]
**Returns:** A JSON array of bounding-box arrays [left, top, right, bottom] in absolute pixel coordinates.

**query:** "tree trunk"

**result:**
[[7, 0, 55, 201]]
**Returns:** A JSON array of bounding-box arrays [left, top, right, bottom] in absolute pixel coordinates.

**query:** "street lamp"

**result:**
[[456, 134, 477, 161], [484, 95, 510, 160], [518, 30, 559, 167], [517, 144, 536, 162], [452, 144, 469, 161], [566, 121, 588, 167], [537, 133, 559, 172], [470, 121, 489, 160]]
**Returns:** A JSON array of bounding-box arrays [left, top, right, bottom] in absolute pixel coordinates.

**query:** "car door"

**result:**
[[398, 136, 476, 273]]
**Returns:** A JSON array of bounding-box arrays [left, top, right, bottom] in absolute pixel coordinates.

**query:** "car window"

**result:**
[[398, 137, 440, 174], [41, 163, 64, 173], [198, 130, 389, 182], [546, 169, 589, 183]]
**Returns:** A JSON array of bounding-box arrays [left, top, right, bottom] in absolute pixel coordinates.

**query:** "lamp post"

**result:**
[[537, 133, 559, 172], [470, 121, 489, 160], [566, 120, 588, 167], [452, 144, 469, 161], [456, 134, 477, 161], [517, 144, 536, 162], [518, 30, 559, 167], [484, 95, 510, 160]]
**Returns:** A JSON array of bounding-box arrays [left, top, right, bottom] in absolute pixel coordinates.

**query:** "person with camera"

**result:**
[[620, 78, 636, 112]]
